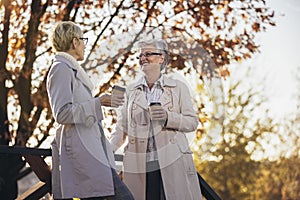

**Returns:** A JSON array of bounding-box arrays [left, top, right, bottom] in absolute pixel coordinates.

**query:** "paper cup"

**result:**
[[149, 102, 161, 120], [112, 85, 125, 96]]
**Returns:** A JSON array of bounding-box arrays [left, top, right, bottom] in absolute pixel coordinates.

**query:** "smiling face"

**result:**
[[138, 45, 165, 75]]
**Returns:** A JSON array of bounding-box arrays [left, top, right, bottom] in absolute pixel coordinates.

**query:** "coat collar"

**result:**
[[54, 55, 94, 91], [55, 55, 76, 70], [130, 75, 177, 91], [129, 75, 175, 110]]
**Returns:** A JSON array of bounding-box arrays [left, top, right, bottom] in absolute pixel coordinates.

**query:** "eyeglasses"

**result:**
[[136, 52, 162, 59], [79, 37, 88, 45]]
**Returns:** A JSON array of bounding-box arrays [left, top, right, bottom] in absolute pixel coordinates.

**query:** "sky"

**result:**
[[230, 0, 300, 118]]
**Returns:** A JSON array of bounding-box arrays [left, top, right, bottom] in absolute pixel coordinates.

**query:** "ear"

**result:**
[[159, 54, 165, 64], [71, 38, 78, 49]]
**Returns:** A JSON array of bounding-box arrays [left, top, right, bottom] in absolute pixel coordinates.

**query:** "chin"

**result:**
[[77, 57, 84, 61]]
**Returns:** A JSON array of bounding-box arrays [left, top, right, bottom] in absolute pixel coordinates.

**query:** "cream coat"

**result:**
[[47, 55, 116, 199], [110, 75, 202, 200]]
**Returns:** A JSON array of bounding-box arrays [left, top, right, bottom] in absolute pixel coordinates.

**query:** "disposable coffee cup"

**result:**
[[149, 102, 161, 120], [111, 85, 125, 107], [150, 102, 161, 106], [112, 85, 126, 96]]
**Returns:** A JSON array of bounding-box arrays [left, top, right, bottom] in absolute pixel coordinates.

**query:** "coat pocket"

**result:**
[[63, 126, 73, 153], [181, 153, 197, 177], [176, 132, 193, 154]]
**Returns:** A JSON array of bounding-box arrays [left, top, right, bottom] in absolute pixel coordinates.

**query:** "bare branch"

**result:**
[[82, 0, 126, 68]]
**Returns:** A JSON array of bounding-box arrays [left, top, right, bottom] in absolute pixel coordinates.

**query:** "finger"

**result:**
[[150, 106, 163, 112], [151, 113, 164, 119], [111, 96, 123, 102], [112, 93, 125, 98], [152, 116, 165, 121], [152, 109, 165, 115]]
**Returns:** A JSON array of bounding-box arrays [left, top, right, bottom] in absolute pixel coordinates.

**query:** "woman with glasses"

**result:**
[[110, 39, 202, 200], [47, 21, 134, 200]]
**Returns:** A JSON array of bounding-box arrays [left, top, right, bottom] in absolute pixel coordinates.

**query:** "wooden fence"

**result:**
[[0, 145, 221, 200]]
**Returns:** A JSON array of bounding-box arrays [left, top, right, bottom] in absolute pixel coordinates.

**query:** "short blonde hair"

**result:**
[[50, 21, 82, 52]]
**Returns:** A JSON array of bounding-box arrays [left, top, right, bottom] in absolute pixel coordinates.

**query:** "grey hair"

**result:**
[[50, 21, 82, 52], [137, 39, 169, 70]]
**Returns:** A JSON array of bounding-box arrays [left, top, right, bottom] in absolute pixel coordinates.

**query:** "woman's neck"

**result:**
[[145, 73, 161, 89]]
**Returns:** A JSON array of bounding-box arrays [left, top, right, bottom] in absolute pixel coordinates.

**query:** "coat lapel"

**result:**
[[129, 78, 148, 110], [133, 89, 148, 110], [129, 75, 177, 109], [160, 87, 172, 106], [75, 70, 93, 91], [161, 75, 177, 106], [55, 55, 93, 92]]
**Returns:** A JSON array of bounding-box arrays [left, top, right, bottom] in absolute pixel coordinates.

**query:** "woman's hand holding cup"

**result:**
[[149, 102, 167, 123], [111, 85, 125, 107]]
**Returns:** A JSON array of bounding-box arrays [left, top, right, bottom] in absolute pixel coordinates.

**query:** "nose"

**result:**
[[139, 53, 147, 61], [139, 56, 145, 65], [140, 54, 147, 61]]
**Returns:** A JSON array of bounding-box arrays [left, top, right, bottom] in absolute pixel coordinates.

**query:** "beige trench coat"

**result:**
[[110, 75, 202, 200], [47, 55, 116, 199]]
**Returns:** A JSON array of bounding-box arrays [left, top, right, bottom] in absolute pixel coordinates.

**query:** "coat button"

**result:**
[[85, 116, 96, 126], [132, 103, 137, 109], [131, 121, 136, 127], [170, 138, 176, 143], [168, 106, 173, 111], [129, 138, 136, 144]]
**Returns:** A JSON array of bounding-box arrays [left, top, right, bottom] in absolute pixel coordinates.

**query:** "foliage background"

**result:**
[[0, 0, 299, 199]]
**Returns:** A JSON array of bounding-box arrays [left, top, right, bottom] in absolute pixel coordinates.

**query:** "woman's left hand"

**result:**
[[99, 93, 124, 107], [150, 106, 168, 122]]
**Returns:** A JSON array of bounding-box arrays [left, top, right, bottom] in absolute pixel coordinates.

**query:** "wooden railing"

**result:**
[[0, 145, 221, 200]]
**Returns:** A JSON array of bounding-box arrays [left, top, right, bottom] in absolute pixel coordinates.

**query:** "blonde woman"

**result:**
[[47, 21, 134, 200]]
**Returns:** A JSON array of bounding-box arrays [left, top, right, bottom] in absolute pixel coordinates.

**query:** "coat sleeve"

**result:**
[[47, 63, 103, 126], [109, 90, 129, 152], [164, 81, 198, 132]]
